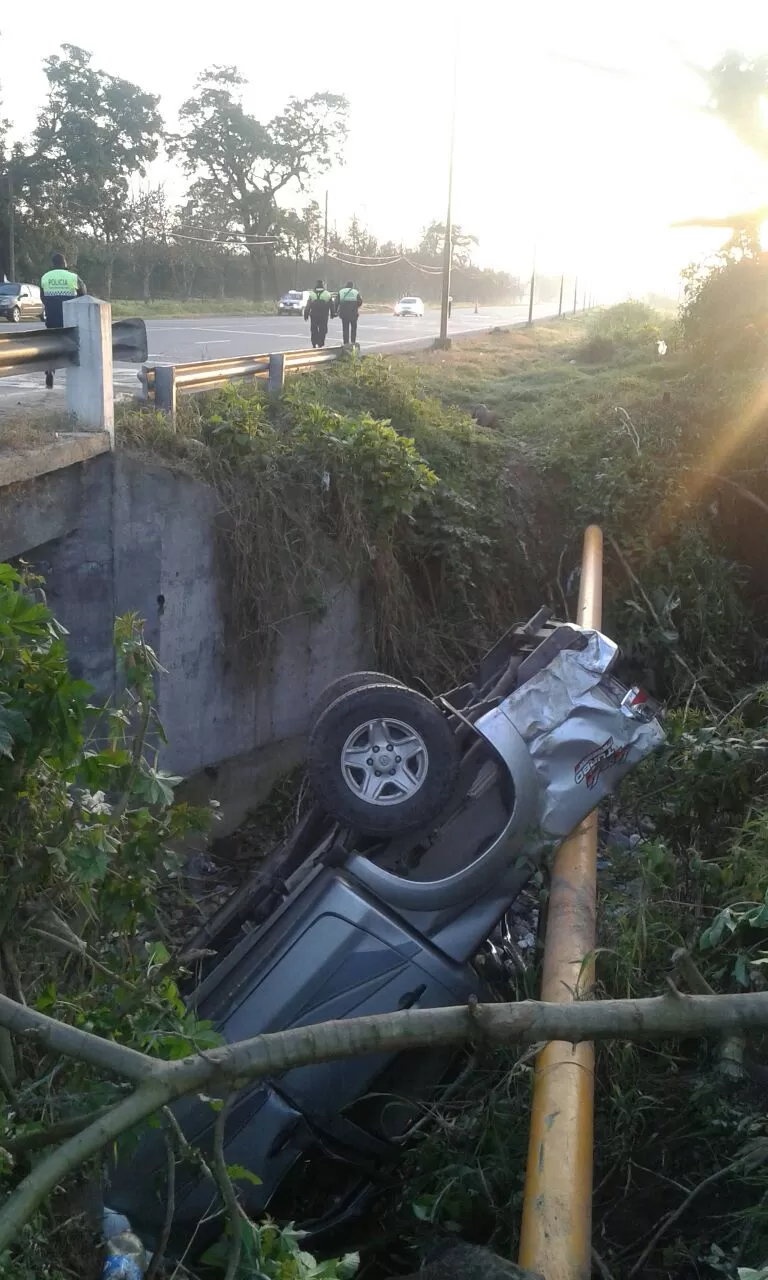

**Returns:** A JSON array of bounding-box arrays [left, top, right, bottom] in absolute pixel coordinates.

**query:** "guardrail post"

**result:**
[[63, 296, 114, 442], [518, 524, 603, 1280], [268, 352, 285, 394], [154, 365, 177, 419]]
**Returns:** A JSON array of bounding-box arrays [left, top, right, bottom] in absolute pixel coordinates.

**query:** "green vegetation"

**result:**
[[119, 291, 759, 705], [110, 298, 278, 319], [0, 563, 359, 1279]]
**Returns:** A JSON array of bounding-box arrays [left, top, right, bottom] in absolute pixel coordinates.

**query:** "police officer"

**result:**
[[303, 279, 334, 349], [40, 253, 87, 388], [337, 280, 362, 346]]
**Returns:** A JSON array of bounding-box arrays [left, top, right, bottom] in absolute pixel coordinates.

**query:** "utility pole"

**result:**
[[7, 165, 16, 283], [572, 276, 578, 315], [439, 41, 458, 346], [558, 273, 564, 318], [582, 286, 587, 311], [527, 247, 537, 326], [322, 190, 329, 284]]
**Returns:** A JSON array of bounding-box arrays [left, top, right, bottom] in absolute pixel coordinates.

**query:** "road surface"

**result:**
[[0, 304, 557, 409]]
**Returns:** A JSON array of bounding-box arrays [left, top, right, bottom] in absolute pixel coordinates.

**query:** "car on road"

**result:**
[[0, 282, 45, 323], [278, 289, 311, 316], [394, 295, 425, 318]]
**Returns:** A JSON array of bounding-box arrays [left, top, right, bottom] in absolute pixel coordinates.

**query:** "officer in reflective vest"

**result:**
[[336, 281, 363, 346], [303, 279, 334, 349], [40, 253, 87, 389]]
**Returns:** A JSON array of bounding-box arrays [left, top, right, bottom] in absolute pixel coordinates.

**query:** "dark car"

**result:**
[[0, 282, 45, 323]]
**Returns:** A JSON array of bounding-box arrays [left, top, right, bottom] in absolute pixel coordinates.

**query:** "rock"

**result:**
[[469, 404, 500, 429], [387, 1242, 543, 1280]]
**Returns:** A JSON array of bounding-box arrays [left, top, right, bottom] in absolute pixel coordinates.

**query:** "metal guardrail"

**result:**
[[518, 524, 603, 1280], [0, 327, 78, 375], [143, 344, 350, 415], [0, 318, 148, 378]]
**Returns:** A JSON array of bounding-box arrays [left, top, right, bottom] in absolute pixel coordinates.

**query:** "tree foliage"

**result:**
[[23, 46, 163, 294], [174, 67, 348, 296]]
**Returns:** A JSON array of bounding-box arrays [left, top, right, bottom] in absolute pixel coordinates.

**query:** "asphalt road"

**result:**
[[0, 304, 555, 409]]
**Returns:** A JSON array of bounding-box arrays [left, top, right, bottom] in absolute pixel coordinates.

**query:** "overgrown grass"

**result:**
[[109, 297, 277, 318], [109, 298, 396, 319], [117, 301, 761, 703], [0, 408, 80, 451]]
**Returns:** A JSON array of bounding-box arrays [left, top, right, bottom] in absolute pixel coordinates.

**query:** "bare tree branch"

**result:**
[[211, 1093, 247, 1280], [2, 991, 768, 1251], [0, 992, 155, 1083]]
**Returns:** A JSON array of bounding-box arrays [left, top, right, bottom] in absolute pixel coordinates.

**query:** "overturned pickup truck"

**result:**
[[107, 609, 665, 1259]]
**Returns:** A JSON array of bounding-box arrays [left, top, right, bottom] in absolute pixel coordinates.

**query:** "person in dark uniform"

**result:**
[[40, 253, 87, 388], [336, 281, 362, 345], [304, 280, 334, 348]]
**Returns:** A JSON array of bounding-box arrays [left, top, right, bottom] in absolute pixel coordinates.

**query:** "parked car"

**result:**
[[0, 282, 45, 323], [278, 289, 310, 316], [107, 609, 664, 1261], [394, 296, 425, 317]]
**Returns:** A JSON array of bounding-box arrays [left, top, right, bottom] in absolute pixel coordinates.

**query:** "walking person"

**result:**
[[303, 279, 334, 349], [40, 253, 86, 388], [337, 280, 362, 346]]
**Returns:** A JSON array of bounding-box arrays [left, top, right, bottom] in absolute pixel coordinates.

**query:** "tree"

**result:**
[[28, 45, 163, 296], [674, 52, 768, 255], [174, 67, 348, 298], [704, 51, 768, 163], [126, 185, 172, 301], [279, 201, 323, 271], [0, 84, 12, 281], [418, 220, 479, 267]]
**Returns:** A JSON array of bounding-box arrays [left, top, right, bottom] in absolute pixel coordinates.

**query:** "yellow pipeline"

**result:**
[[518, 525, 603, 1280]]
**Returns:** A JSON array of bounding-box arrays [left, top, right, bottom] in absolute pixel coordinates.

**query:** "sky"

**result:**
[[3, 0, 768, 299]]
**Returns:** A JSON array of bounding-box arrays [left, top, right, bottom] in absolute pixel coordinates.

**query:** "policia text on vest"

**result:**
[[336, 284, 363, 346], [40, 253, 87, 389]]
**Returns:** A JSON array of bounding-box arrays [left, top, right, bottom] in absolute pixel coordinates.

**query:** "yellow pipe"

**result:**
[[518, 525, 603, 1280]]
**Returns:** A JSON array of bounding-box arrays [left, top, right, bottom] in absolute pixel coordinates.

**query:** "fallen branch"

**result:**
[[0, 992, 155, 1083], [211, 1094, 247, 1280], [672, 947, 745, 1078], [3, 991, 768, 1251], [1, 1106, 115, 1159]]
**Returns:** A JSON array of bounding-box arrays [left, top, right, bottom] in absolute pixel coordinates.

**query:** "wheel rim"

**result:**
[[340, 717, 429, 807]]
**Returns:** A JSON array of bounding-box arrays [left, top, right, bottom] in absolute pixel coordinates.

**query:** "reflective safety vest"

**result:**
[[309, 289, 332, 302], [40, 269, 80, 297], [338, 288, 360, 303]]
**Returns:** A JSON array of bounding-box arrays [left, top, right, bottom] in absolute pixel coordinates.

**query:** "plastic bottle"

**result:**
[[102, 1207, 148, 1279]]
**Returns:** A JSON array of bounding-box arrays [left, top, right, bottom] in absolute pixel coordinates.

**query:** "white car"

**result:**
[[394, 296, 425, 318], [278, 289, 310, 316]]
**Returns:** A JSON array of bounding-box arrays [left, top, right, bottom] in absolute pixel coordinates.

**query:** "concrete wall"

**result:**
[[1, 445, 373, 830]]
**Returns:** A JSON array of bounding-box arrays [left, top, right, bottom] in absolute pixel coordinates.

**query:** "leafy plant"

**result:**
[[201, 1219, 358, 1278]]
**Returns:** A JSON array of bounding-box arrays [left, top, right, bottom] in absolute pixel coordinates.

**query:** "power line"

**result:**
[[170, 231, 278, 245]]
